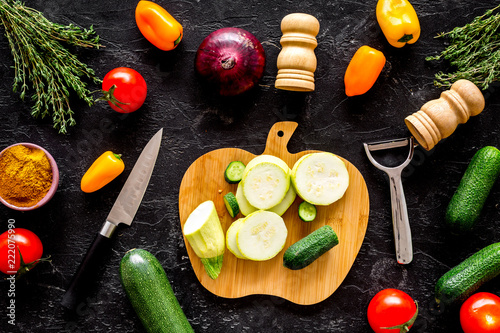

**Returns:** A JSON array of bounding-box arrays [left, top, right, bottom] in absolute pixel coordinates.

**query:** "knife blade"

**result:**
[[61, 128, 163, 310]]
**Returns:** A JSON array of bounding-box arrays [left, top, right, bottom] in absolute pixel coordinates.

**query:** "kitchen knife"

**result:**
[[61, 128, 163, 310]]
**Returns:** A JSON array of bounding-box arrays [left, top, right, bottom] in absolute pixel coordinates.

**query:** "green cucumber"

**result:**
[[298, 201, 316, 222], [120, 249, 194, 333], [435, 242, 500, 306], [224, 161, 245, 184], [283, 225, 338, 270], [223, 192, 239, 218], [445, 146, 500, 234]]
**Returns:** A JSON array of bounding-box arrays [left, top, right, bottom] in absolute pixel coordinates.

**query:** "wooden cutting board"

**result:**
[[178, 121, 369, 305]]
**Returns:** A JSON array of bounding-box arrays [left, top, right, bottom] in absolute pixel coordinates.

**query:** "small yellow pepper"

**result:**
[[81, 151, 125, 193], [376, 0, 420, 48], [135, 0, 183, 51], [344, 45, 386, 97]]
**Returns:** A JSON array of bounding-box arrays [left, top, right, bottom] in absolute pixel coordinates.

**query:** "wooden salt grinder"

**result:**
[[275, 13, 320, 92], [404, 79, 485, 150]]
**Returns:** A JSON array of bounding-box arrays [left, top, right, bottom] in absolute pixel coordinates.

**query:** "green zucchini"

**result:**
[[120, 249, 194, 333], [435, 242, 500, 306], [283, 225, 338, 270], [445, 146, 500, 234], [224, 161, 245, 184]]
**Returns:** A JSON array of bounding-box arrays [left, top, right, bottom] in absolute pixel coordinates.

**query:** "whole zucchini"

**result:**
[[445, 146, 500, 234], [435, 242, 500, 306], [120, 249, 194, 333]]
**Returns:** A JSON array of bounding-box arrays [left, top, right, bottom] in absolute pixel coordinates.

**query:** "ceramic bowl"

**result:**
[[0, 143, 59, 211]]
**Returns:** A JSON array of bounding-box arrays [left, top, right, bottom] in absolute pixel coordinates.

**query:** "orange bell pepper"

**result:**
[[135, 0, 183, 51], [344, 46, 386, 97], [81, 151, 125, 193]]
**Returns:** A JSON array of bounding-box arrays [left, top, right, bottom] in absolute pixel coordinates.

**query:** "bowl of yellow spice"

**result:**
[[0, 143, 59, 211]]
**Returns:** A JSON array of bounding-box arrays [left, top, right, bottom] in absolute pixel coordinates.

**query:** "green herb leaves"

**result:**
[[0, 0, 102, 133], [426, 5, 500, 90]]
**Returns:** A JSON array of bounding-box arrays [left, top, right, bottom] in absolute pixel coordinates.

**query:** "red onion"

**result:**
[[195, 27, 266, 96]]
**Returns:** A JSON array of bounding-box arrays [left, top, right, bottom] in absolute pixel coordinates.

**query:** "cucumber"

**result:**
[[291, 152, 349, 206], [241, 155, 291, 210], [435, 242, 500, 306], [298, 201, 316, 222], [445, 146, 500, 234], [223, 192, 239, 218], [237, 210, 288, 261], [226, 218, 247, 259], [283, 225, 338, 270], [120, 249, 194, 333], [224, 161, 246, 184], [235, 182, 258, 216], [183, 200, 225, 279]]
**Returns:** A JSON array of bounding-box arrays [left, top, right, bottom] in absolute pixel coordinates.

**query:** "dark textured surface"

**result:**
[[0, 0, 499, 332]]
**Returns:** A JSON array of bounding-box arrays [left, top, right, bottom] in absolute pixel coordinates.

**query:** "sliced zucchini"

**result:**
[[224, 161, 246, 184], [268, 183, 297, 216], [298, 201, 317, 222], [226, 218, 247, 259], [183, 200, 225, 279], [223, 192, 239, 218], [237, 210, 288, 261], [235, 182, 258, 216], [291, 152, 349, 206], [242, 155, 291, 210]]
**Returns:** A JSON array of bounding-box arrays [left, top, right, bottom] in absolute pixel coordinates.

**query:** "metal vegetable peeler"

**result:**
[[363, 137, 415, 265]]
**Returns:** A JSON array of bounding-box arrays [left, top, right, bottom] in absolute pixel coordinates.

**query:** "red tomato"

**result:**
[[367, 288, 418, 333], [460, 292, 500, 333], [0, 228, 43, 274], [102, 67, 147, 113]]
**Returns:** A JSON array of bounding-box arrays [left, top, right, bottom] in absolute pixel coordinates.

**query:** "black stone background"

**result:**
[[0, 0, 499, 332]]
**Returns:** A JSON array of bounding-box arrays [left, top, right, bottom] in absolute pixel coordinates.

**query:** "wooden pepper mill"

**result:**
[[404, 79, 485, 150], [275, 13, 320, 92]]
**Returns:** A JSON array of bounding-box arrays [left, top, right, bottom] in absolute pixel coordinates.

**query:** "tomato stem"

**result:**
[[15, 246, 51, 280], [95, 84, 131, 112], [381, 300, 419, 333]]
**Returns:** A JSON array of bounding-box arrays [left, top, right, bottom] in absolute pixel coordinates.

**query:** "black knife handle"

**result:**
[[61, 232, 112, 310]]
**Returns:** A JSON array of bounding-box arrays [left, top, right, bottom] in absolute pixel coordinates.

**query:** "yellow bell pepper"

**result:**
[[376, 0, 420, 48], [135, 0, 183, 51], [81, 151, 125, 193]]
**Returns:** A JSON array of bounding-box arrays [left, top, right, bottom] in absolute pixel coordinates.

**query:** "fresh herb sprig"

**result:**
[[426, 4, 500, 90], [0, 0, 102, 134]]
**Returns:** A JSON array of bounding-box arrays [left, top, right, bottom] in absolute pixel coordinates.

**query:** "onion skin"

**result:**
[[195, 27, 266, 96]]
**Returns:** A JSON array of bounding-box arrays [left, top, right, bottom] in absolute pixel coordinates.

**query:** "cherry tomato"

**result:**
[[367, 288, 418, 333], [0, 228, 43, 275], [102, 67, 147, 113], [460, 292, 500, 333]]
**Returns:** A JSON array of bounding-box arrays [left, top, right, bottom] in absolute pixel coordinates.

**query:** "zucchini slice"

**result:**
[[242, 155, 291, 210], [223, 192, 239, 218], [183, 200, 225, 279], [298, 201, 317, 222], [235, 182, 258, 216], [291, 152, 349, 206], [237, 210, 288, 261], [224, 161, 246, 184], [226, 218, 247, 259], [268, 183, 297, 216]]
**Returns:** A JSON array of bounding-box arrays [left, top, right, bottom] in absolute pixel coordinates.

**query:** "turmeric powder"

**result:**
[[0, 145, 53, 207]]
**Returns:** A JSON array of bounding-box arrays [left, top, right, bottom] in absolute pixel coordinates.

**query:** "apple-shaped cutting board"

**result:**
[[179, 121, 369, 305]]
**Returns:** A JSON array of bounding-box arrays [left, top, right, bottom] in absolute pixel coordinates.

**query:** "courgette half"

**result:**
[[291, 152, 349, 206], [183, 200, 225, 279], [241, 155, 291, 210], [120, 249, 194, 333]]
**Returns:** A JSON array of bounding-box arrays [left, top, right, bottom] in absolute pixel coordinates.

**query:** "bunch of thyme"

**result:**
[[426, 4, 500, 90], [0, 0, 102, 134]]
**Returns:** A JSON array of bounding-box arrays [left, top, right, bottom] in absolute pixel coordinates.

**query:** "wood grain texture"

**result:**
[[178, 122, 369, 305]]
